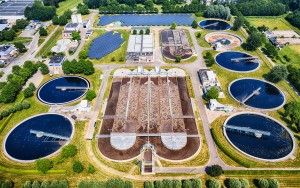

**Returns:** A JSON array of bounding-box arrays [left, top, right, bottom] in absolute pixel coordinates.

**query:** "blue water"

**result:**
[[215, 51, 259, 72], [199, 19, 231, 30], [5, 114, 73, 161], [225, 113, 293, 160], [38, 76, 89, 105], [88, 31, 124, 59], [99, 14, 194, 26], [229, 79, 285, 109]]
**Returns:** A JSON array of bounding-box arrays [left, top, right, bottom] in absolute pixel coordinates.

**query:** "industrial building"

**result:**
[[0, 0, 34, 19], [126, 34, 154, 63]]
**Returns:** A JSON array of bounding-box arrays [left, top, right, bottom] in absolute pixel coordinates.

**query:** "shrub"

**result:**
[[87, 164, 95, 174], [79, 50, 88, 59], [226, 178, 242, 188], [36, 159, 53, 173], [62, 59, 94, 75], [191, 20, 198, 28], [268, 179, 279, 188], [144, 181, 154, 188], [175, 56, 182, 63], [61, 144, 77, 159], [263, 42, 278, 58], [38, 62, 49, 75], [23, 83, 36, 98], [240, 178, 249, 188], [0, 180, 13, 188], [204, 52, 215, 67], [205, 87, 219, 100], [206, 179, 221, 188], [14, 42, 27, 53], [267, 66, 288, 83], [256, 179, 269, 188], [170, 22, 176, 30], [85, 90, 96, 101], [182, 179, 192, 188], [39, 27, 48, 36], [73, 161, 84, 173], [206, 165, 223, 177]]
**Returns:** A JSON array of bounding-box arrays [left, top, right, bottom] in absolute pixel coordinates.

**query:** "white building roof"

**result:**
[[127, 34, 153, 53]]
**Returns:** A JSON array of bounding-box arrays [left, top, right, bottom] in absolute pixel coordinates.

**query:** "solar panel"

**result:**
[[88, 31, 124, 59]]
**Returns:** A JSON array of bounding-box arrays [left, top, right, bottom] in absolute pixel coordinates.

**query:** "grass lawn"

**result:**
[[0, 37, 32, 45], [36, 27, 63, 57], [246, 16, 293, 30], [56, 0, 83, 16], [274, 45, 300, 67], [85, 29, 130, 64]]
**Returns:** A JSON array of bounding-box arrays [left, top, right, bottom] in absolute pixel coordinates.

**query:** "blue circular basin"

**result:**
[[199, 19, 231, 30], [229, 78, 285, 110], [215, 51, 260, 72], [38, 76, 90, 105], [4, 114, 73, 162], [224, 113, 294, 161]]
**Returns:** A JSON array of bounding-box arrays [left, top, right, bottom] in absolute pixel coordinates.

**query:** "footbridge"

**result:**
[[96, 133, 199, 138], [55, 86, 88, 91], [30, 129, 70, 141], [241, 87, 261, 104], [225, 125, 271, 138], [231, 57, 258, 63]]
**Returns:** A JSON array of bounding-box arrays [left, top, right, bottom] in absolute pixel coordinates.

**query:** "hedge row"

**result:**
[[0, 101, 30, 121]]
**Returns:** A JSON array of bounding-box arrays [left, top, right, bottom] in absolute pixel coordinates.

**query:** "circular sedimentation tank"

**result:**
[[223, 112, 295, 161], [205, 32, 242, 51], [199, 19, 231, 30], [4, 113, 73, 162], [37, 76, 90, 105], [229, 78, 285, 110], [215, 51, 260, 72]]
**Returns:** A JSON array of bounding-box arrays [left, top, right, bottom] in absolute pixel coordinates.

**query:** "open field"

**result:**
[[56, 0, 83, 16], [36, 27, 63, 57], [246, 16, 293, 30]]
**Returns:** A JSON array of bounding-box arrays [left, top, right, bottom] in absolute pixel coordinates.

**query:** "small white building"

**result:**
[[209, 99, 233, 112], [126, 34, 154, 63], [0, 44, 18, 65], [63, 23, 80, 39]]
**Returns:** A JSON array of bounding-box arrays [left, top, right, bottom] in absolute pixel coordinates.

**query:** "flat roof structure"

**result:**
[[127, 34, 153, 53], [0, 0, 34, 19]]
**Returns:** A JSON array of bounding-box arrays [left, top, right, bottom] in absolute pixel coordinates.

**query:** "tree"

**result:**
[[61, 144, 77, 158], [267, 66, 288, 83], [206, 179, 221, 188], [256, 179, 269, 188], [79, 50, 88, 59], [204, 5, 231, 20], [23, 83, 36, 98], [23, 181, 32, 188], [243, 31, 263, 51], [144, 181, 154, 188], [232, 16, 244, 31], [36, 159, 53, 173], [191, 20, 198, 28], [14, 42, 27, 53], [72, 31, 81, 41], [139, 29, 144, 35], [87, 164, 95, 174], [77, 3, 90, 15], [191, 179, 202, 188], [204, 52, 215, 67], [39, 27, 48, 36], [3, 29, 16, 41], [73, 160, 84, 173], [145, 28, 150, 35], [38, 62, 49, 75], [182, 180, 192, 188], [196, 32, 201, 38], [133, 29, 137, 35], [24, 1, 56, 21], [14, 19, 29, 30], [85, 90, 96, 101], [175, 55, 181, 63], [284, 101, 300, 131], [170, 22, 177, 30], [206, 165, 223, 177], [32, 181, 41, 188], [240, 178, 249, 188], [205, 87, 219, 100], [263, 42, 278, 58]]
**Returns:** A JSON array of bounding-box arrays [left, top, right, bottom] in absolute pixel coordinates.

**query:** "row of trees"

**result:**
[[286, 11, 300, 29], [25, 1, 56, 21], [23, 180, 68, 188], [78, 179, 133, 188], [0, 61, 38, 103], [0, 19, 29, 42], [236, 0, 287, 16], [204, 5, 231, 20], [62, 59, 95, 75], [0, 101, 30, 120], [52, 10, 72, 26], [145, 179, 201, 188], [0, 180, 13, 188]]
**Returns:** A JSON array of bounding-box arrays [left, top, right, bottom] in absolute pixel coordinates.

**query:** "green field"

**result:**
[[246, 16, 293, 30], [56, 0, 83, 16]]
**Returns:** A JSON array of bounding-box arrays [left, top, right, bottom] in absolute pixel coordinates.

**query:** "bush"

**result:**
[[36, 159, 53, 173], [73, 161, 84, 173], [204, 52, 215, 67], [144, 181, 154, 188], [205, 87, 219, 100], [38, 62, 49, 75], [87, 164, 95, 174], [170, 22, 176, 30], [62, 59, 94, 75], [0, 180, 13, 188], [39, 27, 48, 36], [79, 50, 88, 59], [61, 144, 77, 159], [263, 42, 278, 58], [85, 90, 96, 101], [232, 16, 244, 31], [23, 83, 36, 98], [14, 42, 27, 53], [268, 179, 279, 188], [226, 178, 242, 188], [206, 179, 221, 188], [256, 179, 269, 188], [191, 20, 198, 28], [267, 66, 288, 83], [240, 178, 249, 188], [175, 55, 182, 63], [206, 165, 223, 177]]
